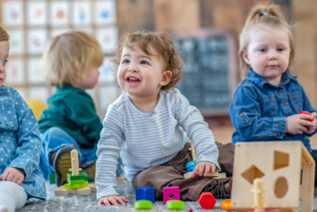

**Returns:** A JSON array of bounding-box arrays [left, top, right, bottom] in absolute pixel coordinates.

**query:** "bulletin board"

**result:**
[[0, 0, 120, 117], [171, 29, 238, 116]]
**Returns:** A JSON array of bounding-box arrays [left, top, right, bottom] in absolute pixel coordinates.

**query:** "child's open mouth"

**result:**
[[126, 76, 141, 85]]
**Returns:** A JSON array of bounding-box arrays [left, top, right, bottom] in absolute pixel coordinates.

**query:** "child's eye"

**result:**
[[122, 59, 130, 64], [277, 48, 284, 51], [259, 48, 266, 52], [141, 61, 149, 65], [2, 60, 8, 66]]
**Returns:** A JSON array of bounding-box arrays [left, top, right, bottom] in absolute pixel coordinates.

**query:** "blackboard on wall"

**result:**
[[170, 29, 238, 117]]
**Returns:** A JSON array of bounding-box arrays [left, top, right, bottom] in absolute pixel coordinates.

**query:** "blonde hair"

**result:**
[[239, 4, 294, 77], [43, 31, 103, 87], [112, 31, 183, 90], [0, 26, 10, 42]]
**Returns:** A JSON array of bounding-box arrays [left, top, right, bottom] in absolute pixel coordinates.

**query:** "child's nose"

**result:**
[[128, 64, 139, 72], [268, 50, 278, 60], [0, 64, 5, 72]]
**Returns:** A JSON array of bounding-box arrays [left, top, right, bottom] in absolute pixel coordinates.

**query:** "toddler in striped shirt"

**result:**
[[96, 31, 233, 206]]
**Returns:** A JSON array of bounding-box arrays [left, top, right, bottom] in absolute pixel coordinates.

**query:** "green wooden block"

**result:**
[[166, 200, 185, 210], [134, 200, 152, 210], [48, 173, 55, 184], [67, 171, 88, 184], [68, 179, 86, 185], [64, 181, 88, 189]]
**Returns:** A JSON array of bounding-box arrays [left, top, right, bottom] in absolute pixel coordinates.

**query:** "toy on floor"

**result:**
[[134, 200, 153, 210], [163, 186, 180, 205], [48, 173, 56, 184], [197, 192, 216, 209], [186, 140, 197, 172], [220, 199, 233, 210], [54, 150, 96, 196], [55, 183, 96, 196], [135, 186, 155, 203], [247, 178, 276, 212], [231, 141, 315, 212], [166, 200, 185, 210], [186, 208, 193, 212], [183, 140, 226, 180]]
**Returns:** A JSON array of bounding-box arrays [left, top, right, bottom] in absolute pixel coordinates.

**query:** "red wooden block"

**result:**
[[187, 208, 193, 212], [197, 192, 216, 209]]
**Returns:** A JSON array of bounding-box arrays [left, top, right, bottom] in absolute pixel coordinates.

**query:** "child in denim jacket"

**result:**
[[0, 26, 46, 212], [229, 4, 317, 185]]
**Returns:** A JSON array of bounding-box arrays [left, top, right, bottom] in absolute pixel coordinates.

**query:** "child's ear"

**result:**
[[160, 70, 172, 86], [73, 64, 80, 77], [242, 49, 250, 64]]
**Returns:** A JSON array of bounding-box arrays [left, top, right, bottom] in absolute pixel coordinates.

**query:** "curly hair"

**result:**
[[0, 26, 10, 42], [112, 31, 183, 90]]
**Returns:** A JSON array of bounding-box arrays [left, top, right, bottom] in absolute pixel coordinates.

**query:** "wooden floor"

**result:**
[[206, 117, 317, 147]]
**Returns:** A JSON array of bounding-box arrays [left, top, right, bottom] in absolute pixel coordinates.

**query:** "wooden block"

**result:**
[[213, 172, 227, 180], [55, 186, 69, 196], [116, 175, 127, 180], [55, 186, 77, 196], [64, 181, 88, 189], [88, 183, 96, 193], [55, 183, 96, 196], [77, 186, 91, 195], [183, 171, 219, 179]]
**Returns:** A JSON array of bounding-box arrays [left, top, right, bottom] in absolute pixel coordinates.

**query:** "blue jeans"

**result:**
[[38, 127, 123, 180]]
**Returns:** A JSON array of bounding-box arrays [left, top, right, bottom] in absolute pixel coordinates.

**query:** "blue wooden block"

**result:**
[[135, 186, 155, 203], [186, 161, 196, 172]]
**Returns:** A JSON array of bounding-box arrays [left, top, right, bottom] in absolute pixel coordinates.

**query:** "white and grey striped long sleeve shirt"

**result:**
[[95, 88, 220, 200]]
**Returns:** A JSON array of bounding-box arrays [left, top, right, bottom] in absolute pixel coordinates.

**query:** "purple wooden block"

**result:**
[[163, 186, 180, 205]]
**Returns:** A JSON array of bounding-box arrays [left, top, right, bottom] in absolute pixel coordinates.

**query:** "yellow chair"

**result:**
[[24, 98, 47, 120]]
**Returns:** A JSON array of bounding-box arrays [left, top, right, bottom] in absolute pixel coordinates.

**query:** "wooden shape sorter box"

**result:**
[[231, 141, 315, 212]]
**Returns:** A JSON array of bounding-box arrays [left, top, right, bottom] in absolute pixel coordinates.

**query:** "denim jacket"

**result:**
[[229, 69, 317, 150]]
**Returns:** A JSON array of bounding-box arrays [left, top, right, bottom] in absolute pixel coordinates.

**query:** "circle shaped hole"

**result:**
[[274, 177, 288, 198], [168, 193, 174, 199]]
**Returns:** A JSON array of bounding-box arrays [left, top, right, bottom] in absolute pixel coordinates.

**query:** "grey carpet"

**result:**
[[17, 179, 317, 212]]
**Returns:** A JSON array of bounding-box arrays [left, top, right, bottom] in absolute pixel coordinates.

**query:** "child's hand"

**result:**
[[306, 112, 317, 134], [98, 195, 128, 206], [0, 167, 25, 185], [285, 113, 316, 135], [190, 161, 216, 178]]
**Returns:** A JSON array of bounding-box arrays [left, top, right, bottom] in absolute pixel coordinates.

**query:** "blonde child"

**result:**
[[96, 31, 233, 206], [0, 26, 46, 212], [229, 4, 317, 185], [38, 31, 123, 186]]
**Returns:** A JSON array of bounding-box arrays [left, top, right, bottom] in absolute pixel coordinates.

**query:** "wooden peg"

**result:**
[[189, 140, 196, 161], [68, 149, 82, 175], [251, 178, 266, 212]]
